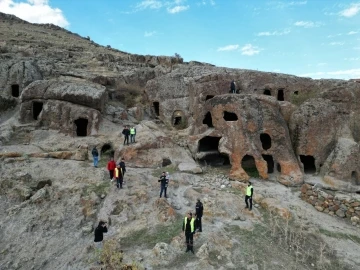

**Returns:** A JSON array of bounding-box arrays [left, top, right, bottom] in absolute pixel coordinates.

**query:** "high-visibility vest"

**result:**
[[130, 128, 135, 135], [184, 217, 195, 232], [115, 167, 122, 177], [246, 185, 253, 196]]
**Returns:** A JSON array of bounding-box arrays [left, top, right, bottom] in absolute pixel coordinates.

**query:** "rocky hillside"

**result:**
[[0, 12, 360, 270]]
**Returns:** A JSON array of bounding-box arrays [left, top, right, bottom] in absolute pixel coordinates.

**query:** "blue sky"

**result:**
[[1, 0, 360, 79]]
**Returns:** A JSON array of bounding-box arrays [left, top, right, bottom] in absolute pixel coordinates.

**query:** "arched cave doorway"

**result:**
[[223, 111, 238, 121], [101, 143, 114, 157], [206, 95, 214, 100], [153, 102, 160, 117], [264, 89, 271, 96], [241, 155, 259, 177], [262, 155, 274, 173], [277, 89, 284, 101], [300, 155, 316, 174], [74, 118, 88, 137], [260, 133, 272, 150], [172, 110, 185, 128], [351, 171, 359, 185], [198, 136, 220, 152], [32, 101, 43, 120], [198, 136, 229, 167], [203, 112, 213, 127], [11, 84, 20, 97]]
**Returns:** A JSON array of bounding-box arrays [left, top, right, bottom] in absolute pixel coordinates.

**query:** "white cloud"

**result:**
[[268, 1, 307, 9], [345, 57, 360, 61], [294, 21, 322, 28], [198, 0, 215, 5], [299, 69, 360, 79], [241, 44, 261, 56], [327, 33, 342, 38], [0, 0, 69, 27], [167, 5, 189, 13], [348, 31, 358, 35], [329, 42, 345, 46], [217, 44, 239, 51], [256, 29, 291, 36], [339, 3, 360, 17], [144, 31, 157, 37], [135, 0, 163, 10]]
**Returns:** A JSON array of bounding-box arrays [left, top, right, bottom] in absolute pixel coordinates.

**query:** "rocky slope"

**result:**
[[0, 12, 360, 270]]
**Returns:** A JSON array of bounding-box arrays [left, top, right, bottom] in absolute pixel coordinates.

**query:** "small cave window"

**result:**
[[205, 95, 214, 100], [260, 133, 272, 150], [32, 101, 43, 120], [153, 102, 160, 117], [294, 91, 299, 95], [74, 118, 88, 137], [277, 89, 284, 101], [351, 171, 359, 186], [101, 144, 114, 157], [262, 155, 274, 173], [241, 155, 259, 177], [263, 89, 271, 96], [174, 116, 182, 126], [300, 155, 316, 174], [203, 112, 213, 127], [198, 136, 220, 152], [223, 111, 238, 121], [277, 163, 281, 173], [11, 84, 20, 97]]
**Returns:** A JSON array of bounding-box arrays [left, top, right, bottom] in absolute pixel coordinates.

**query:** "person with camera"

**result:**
[[158, 171, 168, 198], [94, 220, 108, 262]]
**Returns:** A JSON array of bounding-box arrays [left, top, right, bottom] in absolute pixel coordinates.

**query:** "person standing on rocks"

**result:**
[[182, 211, 196, 254], [119, 158, 126, 182], [94, 220, 108, 260], [115, 164, 123, 189], [130, 126, 136, 143], [122, 126, 130, 145], [91, 146, 99, 168], [195, 199, 204, 232], [158, 171, 168, 198], [107, 157, 116, 181], [245, 181, 253, 211], [230, 79, 236, 94]]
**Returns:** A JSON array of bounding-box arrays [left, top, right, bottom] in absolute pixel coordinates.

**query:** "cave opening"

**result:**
[[32, 101, 43, 120], [262, 155, 274, 173], [351, 171, 359, 185], [294, 91, 299, 95], [74, 118, 88, 137], [206, 95, 214, 100], [199, 153, 230, 167], [260, 133, 272, 150], [203, 112, 213, 127], [277, 163, 281, 172], [153, 102, 160, 116], [223, 111, 238, 121], [300, 155, 316, 174], [198, 136, 220, 152], [241, 155, 259, 177], [174, 116, 182, 126], [101, 143, 114, 157], [277, 89, 284, 101], [264, 89, 271, 96], [11, 84, 20, 97]]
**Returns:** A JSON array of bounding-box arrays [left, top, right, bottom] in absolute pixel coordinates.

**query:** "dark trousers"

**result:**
[[160, 185, 167, 198], [117, 177, 123, 189], [123, 135, 129, 145], [185, 232, 194, 251], [109, 170, 114, 180], [196, 217, 202, 232], [245, 195, 252, 210], [130, 134, 135, 143]]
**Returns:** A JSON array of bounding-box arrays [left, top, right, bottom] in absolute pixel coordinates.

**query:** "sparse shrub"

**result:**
[[174, 53, 181, 59]]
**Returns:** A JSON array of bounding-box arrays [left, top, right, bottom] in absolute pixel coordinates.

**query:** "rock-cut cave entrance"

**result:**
[[262, 155, 274, 173], [263, 89, 271, 96], [74, 118, 88, 137], [241, 155, 259, 177], [198, 136, 230, 167], [203, 112, 213, 127], [351, 171, 359, 186], [153, 102, 160, 117], [223, 111, 238, 121], [300, 155, 316, 174], [205, 95, 214, 100], [32, 101, 43, 120], [260, 133, 272, 150], [11, 84, 20, 97], [101, 143, 114, 157], [277, 89, 284, 101]]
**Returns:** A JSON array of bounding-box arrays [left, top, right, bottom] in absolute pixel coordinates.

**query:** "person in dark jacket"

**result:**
[[230, 79, 236, 93], [195, 199, 204, 232], [182, 211, 196, 254], [119, 158, 126, 179], [91, 146, 99, 168], [94, 221, 108, 249], [122, 126, 130, 145], [158, 171, 168, 198]]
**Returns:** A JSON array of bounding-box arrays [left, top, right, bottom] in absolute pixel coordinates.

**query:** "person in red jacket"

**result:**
[[107, 157, 116, 181]]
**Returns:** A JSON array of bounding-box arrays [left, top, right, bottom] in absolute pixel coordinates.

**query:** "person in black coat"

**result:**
[[158, 171, 168, 198], [94, 221, 108, 244], [122, 126, 130, 145], [195, 199, 204, 232]]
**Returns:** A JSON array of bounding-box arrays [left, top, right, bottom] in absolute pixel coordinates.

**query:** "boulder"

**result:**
[[178, 162, 203, 174]]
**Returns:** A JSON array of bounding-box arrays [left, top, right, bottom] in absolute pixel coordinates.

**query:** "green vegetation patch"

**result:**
[[82, 181, 110, 197], [319, 228, 360, 245]]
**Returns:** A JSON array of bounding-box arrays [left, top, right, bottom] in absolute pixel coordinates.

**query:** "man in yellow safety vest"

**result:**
[[130, 127, 136, 143], [245, 181, 253, 211], [114, 164, 123, 189], [182, 211, 196, 254]]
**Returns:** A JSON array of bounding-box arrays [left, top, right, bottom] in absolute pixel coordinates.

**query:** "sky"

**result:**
[[0, 0, 360, 80]]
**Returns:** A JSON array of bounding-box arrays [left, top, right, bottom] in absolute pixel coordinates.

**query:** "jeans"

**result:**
[[245, 195, 252, 210], [196, 217, 202, 232], [124, 135, 129, 145], [117, 177, 123, 189], [130, 134, 136, 143], [93, 156, 99, 167], [160, 185, 167, 198]]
